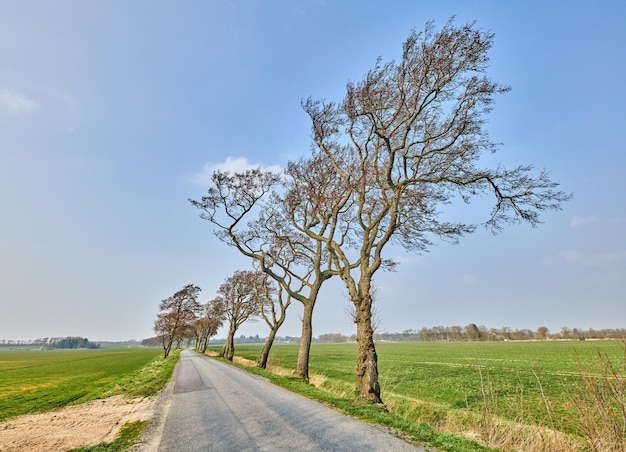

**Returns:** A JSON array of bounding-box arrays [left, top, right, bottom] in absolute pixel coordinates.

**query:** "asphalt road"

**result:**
[[152, 349, 428, 452]]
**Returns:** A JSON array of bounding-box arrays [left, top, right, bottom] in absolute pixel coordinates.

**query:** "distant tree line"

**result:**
[[199, 326, 625, 345], [142, 326, 625, 347], [0, 336, 100, 349], [374, 325, 626, 342]]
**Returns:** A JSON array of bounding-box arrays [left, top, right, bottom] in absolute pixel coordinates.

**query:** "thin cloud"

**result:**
[[0, 88, 38, 115], [570, 215, 598, 228], [191, 156, 282, 186]]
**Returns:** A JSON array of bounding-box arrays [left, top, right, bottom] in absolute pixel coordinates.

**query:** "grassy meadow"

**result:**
[[214, 340, 626, 451], [0, 347, 175, 422]]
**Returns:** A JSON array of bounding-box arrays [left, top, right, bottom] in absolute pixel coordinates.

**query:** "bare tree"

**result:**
[[212, 270, 264, 361], [190, 166, 340, 381], [153, 284, 202, 358], [193, 300, 223, 353], [256, 275, 290, 369], [536, 326, 550, 340], [300, 19, 571, 403]]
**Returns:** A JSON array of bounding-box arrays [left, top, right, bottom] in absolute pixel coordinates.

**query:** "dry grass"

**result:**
[[574, 350, 626, 452], [383, 391, 583, 452]]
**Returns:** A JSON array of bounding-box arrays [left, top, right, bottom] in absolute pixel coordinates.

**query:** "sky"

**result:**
[[1, 1, 625, 342]]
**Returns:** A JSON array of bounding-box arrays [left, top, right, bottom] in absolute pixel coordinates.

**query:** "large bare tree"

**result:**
[[298, 19, 572, 403], [153, 284, 202, 358]]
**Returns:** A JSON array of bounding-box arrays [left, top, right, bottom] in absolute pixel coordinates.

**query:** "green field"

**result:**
[[216, 340, 626, 450], [0, 347, 169, 422]]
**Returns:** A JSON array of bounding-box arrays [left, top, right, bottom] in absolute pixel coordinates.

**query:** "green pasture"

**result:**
[[0, 347, 165, 421], [219, 340, 625, 438]]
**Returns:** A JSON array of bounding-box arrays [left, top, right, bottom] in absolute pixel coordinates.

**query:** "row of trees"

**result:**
[[0, 336, 100, 348], [151, 270, 289, 364], [151, 284, 221, 358], [189, 19, 570, 403], [170, 326, 624, 346], [376, 326, 626, 342]]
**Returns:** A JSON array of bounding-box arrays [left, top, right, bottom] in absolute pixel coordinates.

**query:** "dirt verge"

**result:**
[[0, 395, 156, 452]]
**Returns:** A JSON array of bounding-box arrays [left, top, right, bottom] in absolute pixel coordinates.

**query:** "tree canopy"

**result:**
[[191, 19, 571, 402]]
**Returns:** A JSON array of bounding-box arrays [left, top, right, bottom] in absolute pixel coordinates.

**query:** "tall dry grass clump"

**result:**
[[574, 346, 626, 452], [383, 389, 582, 452]]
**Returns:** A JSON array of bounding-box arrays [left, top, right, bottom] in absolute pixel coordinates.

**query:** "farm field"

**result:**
[[0, 347, 162, 421], [219, 340, 626, 450]]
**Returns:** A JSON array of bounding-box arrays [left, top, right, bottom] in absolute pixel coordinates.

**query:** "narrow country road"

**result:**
[[152, 349, 428, 451]]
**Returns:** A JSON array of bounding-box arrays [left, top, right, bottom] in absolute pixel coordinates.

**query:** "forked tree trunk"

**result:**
[[296, 300, 314, 382], [257, 290, 290, 369], [354, 293, 382, 403], [162, 336, 173, 359], [257, 328, 277, 368]]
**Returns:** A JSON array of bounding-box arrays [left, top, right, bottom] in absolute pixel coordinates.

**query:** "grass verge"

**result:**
[[68, 420, 148, 452], [103, 348, 181, 398]]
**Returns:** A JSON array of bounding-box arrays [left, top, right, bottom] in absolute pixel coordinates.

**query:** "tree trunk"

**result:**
[[354, 297, 382, 403], [221, 324, 236, 361], [296, 300, 314, 382], [163, 337, 173, 359], [257, 328, 277, 368]]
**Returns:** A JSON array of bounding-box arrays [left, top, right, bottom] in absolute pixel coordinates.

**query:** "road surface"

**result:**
[[151, 349, 429, 451]]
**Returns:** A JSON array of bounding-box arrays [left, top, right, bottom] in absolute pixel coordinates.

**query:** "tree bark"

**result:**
[[354, 294, 382, 403], [221, 323, 236, 361], [163, 337, 173, 359], [257, 328, 277, 369], [296, 300, 314, 382]]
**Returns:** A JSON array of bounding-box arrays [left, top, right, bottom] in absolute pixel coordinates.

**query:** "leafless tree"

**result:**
[[190, 167, 339, 381], [536, 326, 550, 340], [300, 19, 571, 403], [212, 270, 264, 361], [256, 274, 289, 369], [153, 284, 202, 358], [193, 300, 223, 353]]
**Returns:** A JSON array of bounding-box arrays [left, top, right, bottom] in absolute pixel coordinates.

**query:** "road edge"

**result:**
[[131, 356, 180, 451]]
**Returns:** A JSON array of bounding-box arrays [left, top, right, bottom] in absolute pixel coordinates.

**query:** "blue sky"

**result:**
[[1, 1, 624, 341]]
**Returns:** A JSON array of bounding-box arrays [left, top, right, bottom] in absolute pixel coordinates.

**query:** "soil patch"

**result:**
[[0, 396, 156, 452]]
